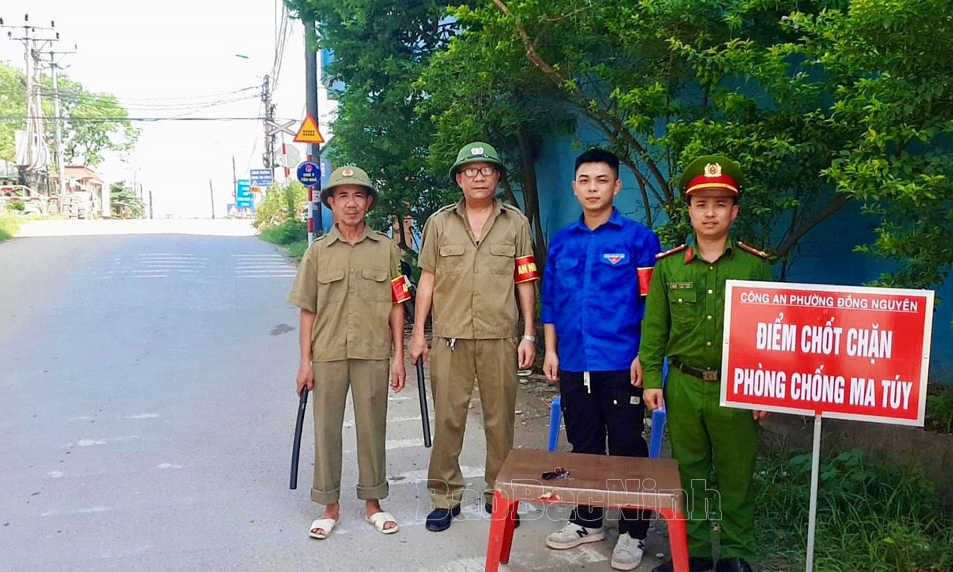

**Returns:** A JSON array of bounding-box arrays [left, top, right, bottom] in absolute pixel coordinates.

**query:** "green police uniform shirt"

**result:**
[[639, 239, 773, 389]]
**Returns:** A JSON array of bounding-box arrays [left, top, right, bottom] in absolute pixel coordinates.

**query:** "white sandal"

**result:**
[[366, 511, 399, 534], [309, 518, 338, 539]]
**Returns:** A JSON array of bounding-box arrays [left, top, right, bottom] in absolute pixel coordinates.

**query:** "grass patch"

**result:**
[[286, 240, 309, 261], [258, 219, 310, 262], [0, 214, 22, 243], [259, 219, 307, 246], [754, 448, 953, 571]]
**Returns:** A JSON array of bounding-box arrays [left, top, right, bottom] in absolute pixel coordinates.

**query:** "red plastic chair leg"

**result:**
[[658, 508, 690, 572], [485, 491, 517, 571]]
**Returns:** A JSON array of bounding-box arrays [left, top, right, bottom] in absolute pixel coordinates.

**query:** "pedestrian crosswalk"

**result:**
[[83, 252, 298, 280], [232, 253, 298, 278]]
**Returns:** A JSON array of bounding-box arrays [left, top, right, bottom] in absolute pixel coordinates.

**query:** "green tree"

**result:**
[[0, 61, 138, 168], [285, 0, 461, 247], [417, 5, 576, 268], [108, 181, 145, 219]]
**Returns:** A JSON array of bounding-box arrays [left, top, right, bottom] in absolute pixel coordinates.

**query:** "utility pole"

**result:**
[[231, 154, 238, 202], [261, 74, 276, 177], [208, 180, 215, 219], [1, 14, 58, 191], [304, 20, 322, 243], [148, 190, 153, 220], [42, 45, 77, 204]]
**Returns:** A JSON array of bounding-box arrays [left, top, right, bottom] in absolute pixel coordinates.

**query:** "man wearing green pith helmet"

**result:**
[[409, 142, 539, 532], [640, 155, 774, 572]]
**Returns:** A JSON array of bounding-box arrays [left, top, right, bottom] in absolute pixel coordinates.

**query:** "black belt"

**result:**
[[670, 358, 720, 382]]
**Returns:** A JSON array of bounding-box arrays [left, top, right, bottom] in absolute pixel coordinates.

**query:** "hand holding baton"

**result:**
[[416, 359, 432, 448], [290, 387, 309, 490]]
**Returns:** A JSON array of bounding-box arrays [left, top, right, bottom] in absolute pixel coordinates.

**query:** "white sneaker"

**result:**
[[545, 522, 605, 550], [610, 534, 645, 571]]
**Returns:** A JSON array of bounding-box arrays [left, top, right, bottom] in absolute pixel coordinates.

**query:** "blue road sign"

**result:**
[[296, 161, 320, 186], [237, 179, 252, 198], [250, 169, 273, 186]]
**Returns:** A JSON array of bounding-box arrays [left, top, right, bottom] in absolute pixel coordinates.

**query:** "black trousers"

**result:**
[[560, 369, 650, 539]]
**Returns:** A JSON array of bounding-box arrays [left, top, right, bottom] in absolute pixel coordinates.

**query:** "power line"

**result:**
[[0, 115, 295, 122]]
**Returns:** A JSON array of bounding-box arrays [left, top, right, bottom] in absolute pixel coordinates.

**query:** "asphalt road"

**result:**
[[0, 219, 669, 571]]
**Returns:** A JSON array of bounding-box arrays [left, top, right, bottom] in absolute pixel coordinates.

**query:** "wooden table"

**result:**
[[485, 449, 690, 572]]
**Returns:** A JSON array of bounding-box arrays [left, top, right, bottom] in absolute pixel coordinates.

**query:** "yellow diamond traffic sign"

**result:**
[[294, 115, 325, 144]]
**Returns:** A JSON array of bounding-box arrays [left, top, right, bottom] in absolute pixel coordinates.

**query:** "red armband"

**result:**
[[637, 267, 653, 296], [514, 255, 540, 283], [391, 275, 412, 303]]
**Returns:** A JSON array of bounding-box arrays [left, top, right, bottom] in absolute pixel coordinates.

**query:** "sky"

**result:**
[[0, 0, 336, 217]]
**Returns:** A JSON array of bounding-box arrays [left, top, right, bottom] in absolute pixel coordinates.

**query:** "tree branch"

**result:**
[[774, 195, 850, 260]]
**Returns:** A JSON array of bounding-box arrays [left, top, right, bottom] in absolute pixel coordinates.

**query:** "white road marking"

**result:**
[[41, 506, 111, 517], [157, 463, 183, 470], [69, 435, 141, 447], [124, 413, 160, 419], [48, 471, 63, 478]]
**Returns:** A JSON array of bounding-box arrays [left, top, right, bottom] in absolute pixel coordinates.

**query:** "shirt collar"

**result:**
[[454, 197, 503, 219], [571, 207, 624, 232], [325, 223, 379, 245], [684, 235, 734, 263]]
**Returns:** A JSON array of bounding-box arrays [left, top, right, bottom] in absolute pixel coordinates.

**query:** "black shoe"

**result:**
[[716, 558, 754, 572], [484, 501, 520, 528], [652, 557, 715, 572], [425, 505, 461, 532]]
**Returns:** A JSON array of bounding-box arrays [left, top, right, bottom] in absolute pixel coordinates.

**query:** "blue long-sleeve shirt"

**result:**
[[542, 208, 661, 372]]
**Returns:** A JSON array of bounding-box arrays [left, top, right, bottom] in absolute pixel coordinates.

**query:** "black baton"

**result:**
[[416, 359, 432, 448], [290, 387, 309, 490]]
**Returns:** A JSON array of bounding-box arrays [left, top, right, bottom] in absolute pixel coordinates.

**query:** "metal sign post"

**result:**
[[805, 414, 822, 572]]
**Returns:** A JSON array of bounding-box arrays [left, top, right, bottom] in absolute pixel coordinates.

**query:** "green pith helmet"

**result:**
[[448, 141, 505, 181], [678, 154, 744, 199], [320, 165, 377, 209]]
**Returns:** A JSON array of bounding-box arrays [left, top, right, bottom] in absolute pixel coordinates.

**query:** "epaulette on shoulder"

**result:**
[[500, 202, 523, 214], [656, 244, 687, 259], [737, 241, 770, 259], [431, 203, 457, 217]]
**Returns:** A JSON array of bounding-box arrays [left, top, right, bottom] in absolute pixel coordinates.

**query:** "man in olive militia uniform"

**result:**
[[409, 142, 539, 533], [287, 166, 412, 540], [640, 155, 773, 572]]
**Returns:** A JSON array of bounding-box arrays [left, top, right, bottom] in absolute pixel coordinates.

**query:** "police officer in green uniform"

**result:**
[[288, 166, 411, 540], [639, 155, 773, 572]]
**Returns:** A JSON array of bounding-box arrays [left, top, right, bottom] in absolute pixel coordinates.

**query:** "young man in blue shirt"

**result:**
[[541, 149, 662, 571]]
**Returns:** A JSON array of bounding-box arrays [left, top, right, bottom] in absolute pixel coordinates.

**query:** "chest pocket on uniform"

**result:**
[[317, 267, 346, 304], [670, 287, 697, 327], [438, 244, 466, 274], [359, 267, 390, 302], [488, 243, 515, 274]]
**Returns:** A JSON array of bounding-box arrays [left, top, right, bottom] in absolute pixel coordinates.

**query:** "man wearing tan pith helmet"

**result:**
[[287, 165, 413, 540], [409, 142, 539, 532]]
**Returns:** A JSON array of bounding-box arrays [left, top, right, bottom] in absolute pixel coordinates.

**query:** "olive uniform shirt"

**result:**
[[287, 225, 403, 362], [418, 199, 535, 339], [640, 239, 773, 389]]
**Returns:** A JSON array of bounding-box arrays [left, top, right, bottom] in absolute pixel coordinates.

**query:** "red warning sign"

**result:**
[[721, 281, 935, 426]]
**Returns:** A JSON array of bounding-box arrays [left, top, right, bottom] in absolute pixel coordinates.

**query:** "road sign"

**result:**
[[722, 280, 935, 425], [250, 186, 262, 194], [237, 178, 253, 208], [296, 161, 320, 186], [237, 179, 251, 198], [250, 169, 273, 186], [294, 115, 325, 144], [266, 119, 297, 137]]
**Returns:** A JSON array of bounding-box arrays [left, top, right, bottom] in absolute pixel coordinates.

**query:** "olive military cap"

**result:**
[[448, 141, 505, 181], [679, 154, 744, 198], [320, 165, 377, 209]]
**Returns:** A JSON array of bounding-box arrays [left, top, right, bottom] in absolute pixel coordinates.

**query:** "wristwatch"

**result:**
[[521, 335, 537, 343]]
